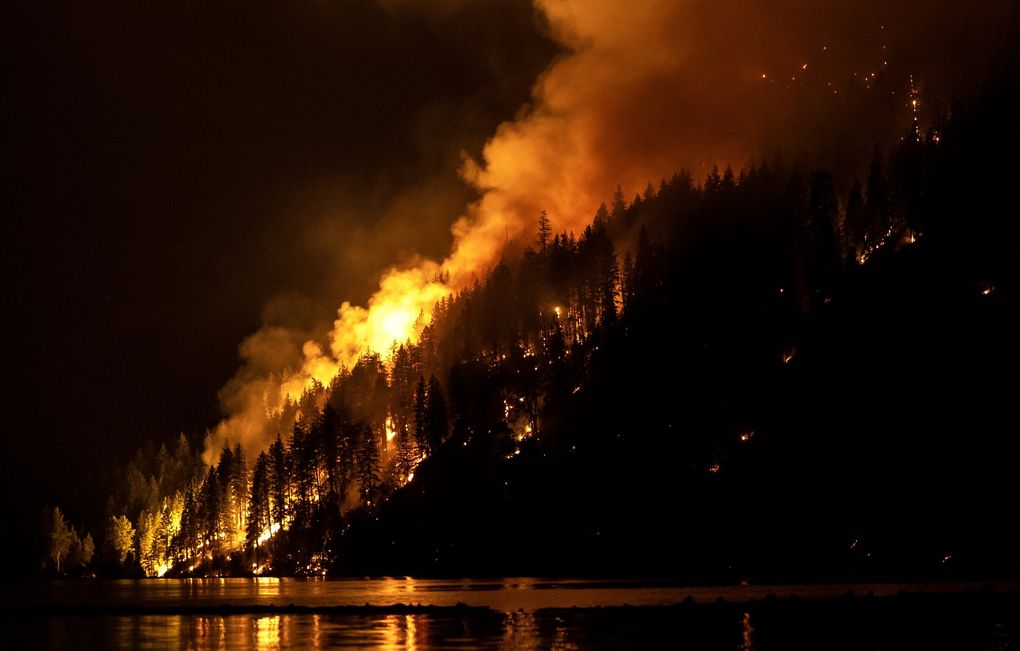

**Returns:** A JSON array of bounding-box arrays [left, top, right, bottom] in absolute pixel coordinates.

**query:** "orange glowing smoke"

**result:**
[[204, 0, 759, 462], [214, 0, 982, 462]]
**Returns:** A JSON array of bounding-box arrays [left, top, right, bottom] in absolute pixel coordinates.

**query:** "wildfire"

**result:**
[[209, 0, 788, 464], [257, 522, 282, 546], [270, 265, 454, 407], [385, 416, 397, 442]]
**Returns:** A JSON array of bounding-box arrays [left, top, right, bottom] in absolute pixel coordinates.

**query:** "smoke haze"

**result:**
[[6, 0, 1014, 495], [202, 0, 1017, 460]]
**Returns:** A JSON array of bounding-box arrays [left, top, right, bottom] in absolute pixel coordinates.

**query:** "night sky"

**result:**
[[4, 0, 1016, 539], [5, 0, 557, 529]]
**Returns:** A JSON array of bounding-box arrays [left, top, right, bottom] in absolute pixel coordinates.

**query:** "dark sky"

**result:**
[[3, 0, 1016, 541], [4, 0, 557, 529]]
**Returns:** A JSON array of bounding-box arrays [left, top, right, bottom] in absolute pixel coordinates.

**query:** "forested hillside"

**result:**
[[42, 73, 1017, 580]]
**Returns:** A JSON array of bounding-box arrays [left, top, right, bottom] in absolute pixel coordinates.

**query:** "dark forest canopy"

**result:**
[[37, 71, 1018, 581]]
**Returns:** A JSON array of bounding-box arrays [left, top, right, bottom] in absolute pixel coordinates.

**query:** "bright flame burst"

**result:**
[[209, 0, 740, 460], [279, 264, 452, 402], [257, 522, 282, 546]]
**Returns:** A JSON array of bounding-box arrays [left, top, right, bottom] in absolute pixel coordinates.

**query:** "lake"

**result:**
[[2, 578, 1016, 649]]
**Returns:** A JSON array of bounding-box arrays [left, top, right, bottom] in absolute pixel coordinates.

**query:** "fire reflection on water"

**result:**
[[502, 610, 540, 650], [741, 610, 755, 651], [254, 615, 280, 650], [254, 576, 282, 601], [379, 613, 427, 649]]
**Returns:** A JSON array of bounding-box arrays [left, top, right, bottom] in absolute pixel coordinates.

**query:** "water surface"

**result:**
[[3, 579, 1016, 649]]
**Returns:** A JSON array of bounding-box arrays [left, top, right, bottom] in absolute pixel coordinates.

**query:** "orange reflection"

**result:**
[[255, 615, 281, 650], [381, 614, 402, 648], [502, 610, 540, 650], [740, 611, 755, 651]]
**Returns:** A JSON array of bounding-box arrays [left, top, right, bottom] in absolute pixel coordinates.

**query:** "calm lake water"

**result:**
[[2, 578, 1016, 649]]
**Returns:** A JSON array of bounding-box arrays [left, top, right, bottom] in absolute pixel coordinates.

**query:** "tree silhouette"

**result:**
[[537, 210, 552, 251], [246, 452, 271, 558], [426, 375, 449, 453], [48, 507, 73, 574], [357, 423, 380, 506], [86, 78, 1020, 579], [268, 435, 289, 530], [414, 376, 430, 456]]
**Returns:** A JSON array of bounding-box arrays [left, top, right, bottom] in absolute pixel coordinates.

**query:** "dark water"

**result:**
[[2, 579, 1016, 649]]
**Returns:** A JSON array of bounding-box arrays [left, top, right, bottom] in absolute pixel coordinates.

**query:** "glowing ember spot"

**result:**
[[257, 522, 281, 546], [709, 464, 721, 474], [980, 286, 994, 296], [407, 472, 414, 483], [739, 430, 755, 442], [781, 348, 796, 364], [554, 306, 562, 318], [385, 416, 397, 442], [156, 563, 170, 577]]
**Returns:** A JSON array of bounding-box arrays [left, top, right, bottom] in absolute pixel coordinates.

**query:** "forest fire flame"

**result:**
[[205, 0, 781, 462], [203, 0, 995, 470]]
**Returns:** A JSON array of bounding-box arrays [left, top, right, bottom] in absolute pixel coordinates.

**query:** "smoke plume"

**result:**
[[204, 0, 1016, 462]]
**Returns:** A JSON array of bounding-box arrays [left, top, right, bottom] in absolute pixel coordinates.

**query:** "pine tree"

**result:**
[[357, 423, 380, 506], [79, 532, 95, 569], [48, 506, 73, 574], [845, 178, 866, 260], [179, 485, 197, 560], [414, 376, 429, 456], [395, 422, 417, 483], [865, 150, 890, 242], [200, 467, 222, 549], [705, 165, 722, 196], [721, 165, 736, 195], [537, 210, 552, 251], [104, 515, 136, 567], [621, 251, 636, 313], [610, 185, 627, 222], [268, 435, 289, 530], [246, 452, 272, 554], [426, 375, 449, 453]]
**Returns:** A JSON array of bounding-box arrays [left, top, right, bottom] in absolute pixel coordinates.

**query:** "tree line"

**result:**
[[41, 74, 1018, 577]]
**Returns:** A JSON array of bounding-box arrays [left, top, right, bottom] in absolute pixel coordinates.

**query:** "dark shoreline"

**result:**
[[4, 585, 1017, 617]]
